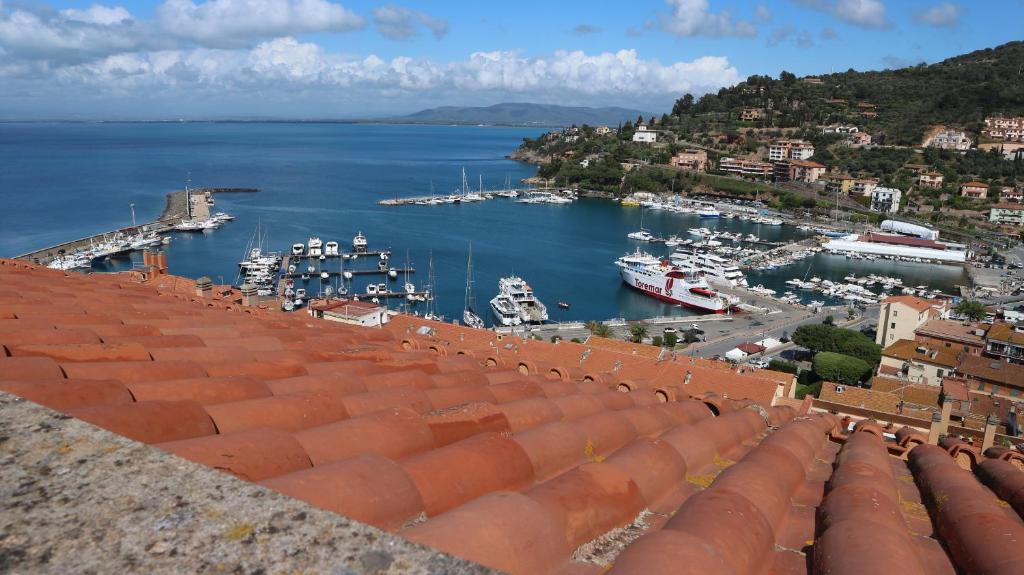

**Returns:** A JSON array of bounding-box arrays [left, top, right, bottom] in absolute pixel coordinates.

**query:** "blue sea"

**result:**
[[0, 122, 968, 324]]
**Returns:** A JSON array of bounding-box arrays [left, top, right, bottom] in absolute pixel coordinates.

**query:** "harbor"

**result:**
[[3, 123, 994, 329]]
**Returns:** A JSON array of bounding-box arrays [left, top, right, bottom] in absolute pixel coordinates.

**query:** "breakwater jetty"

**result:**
[[16, 187, 256, 265]]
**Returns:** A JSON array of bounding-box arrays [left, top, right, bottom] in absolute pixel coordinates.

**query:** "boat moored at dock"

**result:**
[[616, 249, 739, 313]]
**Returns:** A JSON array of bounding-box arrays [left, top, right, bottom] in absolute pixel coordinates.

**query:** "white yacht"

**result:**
[[291, 243, 305, 256], [627, 230, 654, 241], [497, 275, 548, 323], [325, 241, 339, 256], [670, 250, 748, 287], [490, 293, 522, 326], [353, 231, 368, 252], [697, 207, 721, 218], [308, 237, 323, 257]]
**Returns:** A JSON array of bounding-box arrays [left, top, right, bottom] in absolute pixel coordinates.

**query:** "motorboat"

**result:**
[[489, 293, 522, 326], [497, 275, 548, 323], [292, 243, 304, 256], [308, 237, 323, 257], [627, 230, 654, 241], [353, 232, 368, 252], [325, 241, 339, 256]]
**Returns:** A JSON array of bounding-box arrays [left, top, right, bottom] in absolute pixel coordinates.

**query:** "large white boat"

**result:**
[[670, 250, 748, 287], [697, 207, 721, 218], [616, 249, 738, 313], [496, 275, 548, 323], [490, 293, 522, 326]]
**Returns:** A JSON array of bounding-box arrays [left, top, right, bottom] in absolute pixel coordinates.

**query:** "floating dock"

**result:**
[[378, 189, 534, 206]]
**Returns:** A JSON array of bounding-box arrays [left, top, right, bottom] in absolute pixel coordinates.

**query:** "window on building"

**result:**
[[936, 369, 944, 378], [978, 383, 986, 391], [890, 322, 896, 329], [893, 310, 898, 317]]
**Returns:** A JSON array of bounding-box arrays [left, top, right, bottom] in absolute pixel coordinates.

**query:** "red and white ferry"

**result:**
[[615, 249, 739, 313]]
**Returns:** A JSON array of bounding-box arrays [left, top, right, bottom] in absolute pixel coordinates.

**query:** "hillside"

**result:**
[[397, 102, 650, 127], [684, 41, 1024, 145]]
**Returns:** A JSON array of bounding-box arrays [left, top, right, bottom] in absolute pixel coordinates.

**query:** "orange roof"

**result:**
[[881, 295, 941, 313], [2, 258, 1022, 575], [961, 181, 989, 188], [986, 322, 1024, 345], [881, 339, 960, 368]]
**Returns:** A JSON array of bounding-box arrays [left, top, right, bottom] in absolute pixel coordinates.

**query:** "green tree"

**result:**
[[812, 352, 873, 385], [672, 93, 695, 116], [652, 335, 664, 347], [791, 324, 882, 365], [664, 332, 679, 348], [823, 315, 835, 326], [629, 323, 649, 344], [954, 300, 987, 321], [585, 320, 612, 337]]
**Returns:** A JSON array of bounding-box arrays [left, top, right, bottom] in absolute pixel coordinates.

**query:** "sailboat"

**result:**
[[463, 244, 486, 329], [423, 250, 442, 321]]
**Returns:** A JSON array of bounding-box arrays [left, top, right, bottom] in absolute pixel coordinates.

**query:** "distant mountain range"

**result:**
[[394, 102, 651, 127]]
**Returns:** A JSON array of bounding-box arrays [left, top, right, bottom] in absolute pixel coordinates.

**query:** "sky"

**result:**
[[0, 0, 1019, 119]]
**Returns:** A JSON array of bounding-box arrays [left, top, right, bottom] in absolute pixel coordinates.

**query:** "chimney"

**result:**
[[240, 283, 258, 307], [939, 396, 953, 436], [196, 276, 213, 298], [142, 250, 153, 268], [982, 414, 999, 452], [927, 412, 943, 445], [155, 251, 168, 274]]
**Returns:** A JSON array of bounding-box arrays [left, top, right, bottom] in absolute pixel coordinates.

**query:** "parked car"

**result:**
[[748, 357, 771, 369]]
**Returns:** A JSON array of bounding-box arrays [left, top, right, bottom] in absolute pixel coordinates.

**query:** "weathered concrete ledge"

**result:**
[[0, 392, 496, 575]]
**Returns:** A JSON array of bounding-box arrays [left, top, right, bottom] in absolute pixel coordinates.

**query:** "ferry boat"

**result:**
[[669, 250, 748, 287], [490, 293, 522, 326], [616, 249, 738, 313], [497, 275, 548, 323]]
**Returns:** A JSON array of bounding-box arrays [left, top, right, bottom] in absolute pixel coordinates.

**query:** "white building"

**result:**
[[870, 187, 902, 213], [768, 139, 815, 161], [632, 124, 657, 144], [309, 300, 390, 327], [929, 129, 972, 150]]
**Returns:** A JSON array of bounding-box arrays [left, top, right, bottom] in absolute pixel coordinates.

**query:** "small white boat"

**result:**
[[320, 271, 329, 279], [325, 241, 339, 256], [292, 243, 304, 256], [366, 284, 379, 295], [627, 230, 654, 241], [295, 288, 306, 299]]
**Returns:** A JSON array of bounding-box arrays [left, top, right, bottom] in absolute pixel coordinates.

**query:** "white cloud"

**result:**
[[659, 0, 757, 38], [0, 5, 151, 62], [795, 0, 889, 29], [61, 5, 133, 25], [30, 41, 738, 109], [156, 0, 365, 46], [372, 5, 448, 40], [915, 2, 962, 27]]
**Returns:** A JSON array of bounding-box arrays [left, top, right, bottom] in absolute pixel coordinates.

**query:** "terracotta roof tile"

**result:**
[[294, 407, 435, 465], [127, 376, 273, 405], [341, 386, 433, 417], [261, 454, 424, 531], [423, 402, 512, 447], [60, 360, 206, 383], [156, 428, 312, 481], [0, 327, 102, 348], [0, 378, 133, 411], [68, 399, 216, 443], [265, 374, 368, 397], [205, 392, 349, 434], [0, 356, 66, 380], [7, 342, 152, 363], [496, 397, 565, 433]]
